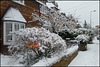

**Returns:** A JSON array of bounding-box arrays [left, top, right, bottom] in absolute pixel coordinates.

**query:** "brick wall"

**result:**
[[52, 50, 78, 66]]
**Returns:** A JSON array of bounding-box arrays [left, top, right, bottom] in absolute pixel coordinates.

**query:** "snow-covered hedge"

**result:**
[[74, 28, 94, 36], [58, 28, 94, 40], [8, 27, 66, 65]]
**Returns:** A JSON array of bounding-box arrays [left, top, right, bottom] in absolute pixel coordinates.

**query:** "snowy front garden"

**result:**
[[1, 0, 99, 66], [1, 26, 96, 66], [1, 25, 96, 66], [1, 27, 79, 66]]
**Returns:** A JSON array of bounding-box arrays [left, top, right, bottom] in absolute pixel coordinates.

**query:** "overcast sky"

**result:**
[[56, 1, 99, 28]]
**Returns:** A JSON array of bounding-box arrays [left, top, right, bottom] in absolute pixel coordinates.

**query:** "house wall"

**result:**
[[0, 0, 40, 54]]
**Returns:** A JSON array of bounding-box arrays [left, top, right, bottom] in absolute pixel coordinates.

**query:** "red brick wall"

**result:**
[[52, 50, 78, 66], [0, 1, 10, 19]]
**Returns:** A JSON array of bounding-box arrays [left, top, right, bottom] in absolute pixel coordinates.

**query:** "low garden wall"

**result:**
[[32, 45, 78, 66], [52, 50, 78, 66]]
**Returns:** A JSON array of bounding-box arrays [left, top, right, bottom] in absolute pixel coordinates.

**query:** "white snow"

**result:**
[[46, 3, 55, 9], [32, 45, 78, 66], [68, 36, 99, 66], [1, 54, 24, 66], [93, 36, 99, 44], [76, 34, 89, 42], [3, 7, 26, 23]]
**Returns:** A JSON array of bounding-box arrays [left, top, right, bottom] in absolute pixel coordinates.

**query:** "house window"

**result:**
[[6, 23, 12, 42], [4, 22, 25, 45], [15, 23, 19, 31], [13, 0, 25, 5]]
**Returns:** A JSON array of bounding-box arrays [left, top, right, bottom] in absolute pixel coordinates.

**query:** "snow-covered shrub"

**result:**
[[72, 28, 94, 42], [75, 34, 89, 44], [8, 27, 66, 65], [77, 28, 94, 43], [58, 30, 78, 40], [74, 28, 95, 36], [58, 28, 90, 40], [75, 34, 89, 51], [76, 34, 89, 42]]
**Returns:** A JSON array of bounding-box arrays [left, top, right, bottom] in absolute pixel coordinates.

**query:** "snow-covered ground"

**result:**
[[1, 54, 24, 66], [68, 36, 99, 66]]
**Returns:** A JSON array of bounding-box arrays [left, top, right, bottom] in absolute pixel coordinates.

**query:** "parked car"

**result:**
[[97, 35, 100, 40]]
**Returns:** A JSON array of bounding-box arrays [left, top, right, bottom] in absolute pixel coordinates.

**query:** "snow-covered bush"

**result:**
[[75, 34, 89, 51], [59, 29, 78, 40], [76, 28, 94, 43], [74, 28, 94, 36], [58, 28, 91, 40], [75, 34, 89, 43], [8, 27, 66, 65]]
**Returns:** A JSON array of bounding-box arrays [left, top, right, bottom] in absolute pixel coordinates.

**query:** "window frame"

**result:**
[[3, 21, 25, 45]]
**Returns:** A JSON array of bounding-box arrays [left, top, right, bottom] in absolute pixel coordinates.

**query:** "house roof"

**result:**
[[3, 7, 26, 23]]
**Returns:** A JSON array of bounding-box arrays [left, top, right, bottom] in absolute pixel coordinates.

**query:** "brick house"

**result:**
[[0, 0, 42, 54], [0, 0, 68, 55]]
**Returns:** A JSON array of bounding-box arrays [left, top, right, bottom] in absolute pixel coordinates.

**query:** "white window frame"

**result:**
[[13, 0, 25, 5], [3, 21, 25, 45]]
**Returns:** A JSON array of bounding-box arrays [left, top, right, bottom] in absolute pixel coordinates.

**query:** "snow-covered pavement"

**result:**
[[68, 36, 99, 66]]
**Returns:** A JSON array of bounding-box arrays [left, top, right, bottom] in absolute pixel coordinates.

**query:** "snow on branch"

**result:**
[[30, 7, 79, 33], [76, 34, 89, 42]]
